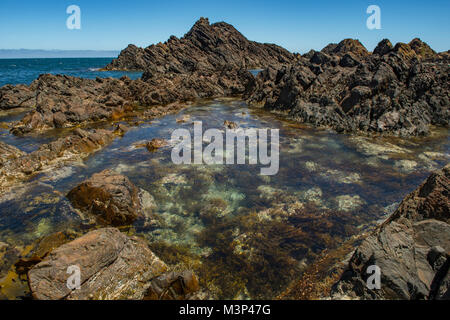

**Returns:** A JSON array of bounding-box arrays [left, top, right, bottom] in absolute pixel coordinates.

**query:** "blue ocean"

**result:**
[[0, 58, 142, 87]]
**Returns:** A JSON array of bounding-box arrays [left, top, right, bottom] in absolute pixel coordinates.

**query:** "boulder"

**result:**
[[67, 170, 144, 226], [28, 228, 168, 300]]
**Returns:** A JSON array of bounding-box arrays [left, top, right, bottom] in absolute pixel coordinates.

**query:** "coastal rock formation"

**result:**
[[67, 170, 146, 226], [104, 17, 295, 75], [0, 129, 114, 192], [28, 228, 168, 300], [331, 164, 450, 299], [7, 68, 253, 132], [0, 83, 36, 110], [10, 75, 138, 133], [245, 38, 449, 136], [0, 19, 447, 137]]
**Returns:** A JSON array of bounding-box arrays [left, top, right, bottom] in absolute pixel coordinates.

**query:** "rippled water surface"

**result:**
[[0, 58, 142, 87], [0, 99, 449, 299]]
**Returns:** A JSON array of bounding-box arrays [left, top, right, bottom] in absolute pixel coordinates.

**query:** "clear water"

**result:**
[[0, 98, 448, 299], [0, 58, 142, 87]]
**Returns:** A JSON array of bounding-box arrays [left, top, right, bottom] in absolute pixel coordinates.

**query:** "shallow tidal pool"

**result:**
[[0, 99, 449, 299]]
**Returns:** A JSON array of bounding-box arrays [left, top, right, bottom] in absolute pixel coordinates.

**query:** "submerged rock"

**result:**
[[28, 228, 168, 300], [144, 270, 200, 300], [224, 120, 238, 129], [67, 170, 144, 226], [146, 138, 168, 152], [332, 164, 450, 299]]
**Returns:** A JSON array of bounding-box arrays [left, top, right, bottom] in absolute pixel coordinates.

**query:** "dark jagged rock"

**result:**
[[373, 39, 393, 56], [6, 67, 253, 132], [322, 39, 369, 58], [331, 164, 450, 300], [0, 20, 447, 137], [28, 228, 168, 300], [67, 170, 145, 226], [105, 17, 295, 75], [9, 75, 138, 133], [409, 38, 437, 60], [245, 38, 449, 136]]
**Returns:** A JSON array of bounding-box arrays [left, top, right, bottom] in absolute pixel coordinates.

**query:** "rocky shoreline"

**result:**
[[1, 18, 448, 137], [0, 17, 448, 300]]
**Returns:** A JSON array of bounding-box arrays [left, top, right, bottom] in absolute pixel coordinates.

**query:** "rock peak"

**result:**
[[373, 39, 393, 56]]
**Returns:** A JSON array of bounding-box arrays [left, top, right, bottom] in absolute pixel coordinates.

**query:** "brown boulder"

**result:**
[[67, 170, 143, 226], [28, 228, 168, 300]]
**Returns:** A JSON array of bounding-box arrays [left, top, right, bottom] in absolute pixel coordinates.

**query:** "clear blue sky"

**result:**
[[0, 0, 449, 53]]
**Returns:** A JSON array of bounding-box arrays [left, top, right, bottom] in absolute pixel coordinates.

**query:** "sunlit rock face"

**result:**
[[245, 38, 449, 136], [28, 228, 168, 300]]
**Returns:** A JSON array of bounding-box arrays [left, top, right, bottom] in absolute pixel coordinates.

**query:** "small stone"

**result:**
[[146, 138, 167, 152]]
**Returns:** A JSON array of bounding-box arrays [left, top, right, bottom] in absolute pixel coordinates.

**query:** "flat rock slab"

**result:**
[[28, 228, 168, 300]]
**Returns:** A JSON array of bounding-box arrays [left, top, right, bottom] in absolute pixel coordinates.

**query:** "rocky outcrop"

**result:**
[[28, 228, 168, 300], [104, 17, 295, 75], [0, 83, 36, 110], [0, 19, 447, 137], [331, 164, 450, 300], [245, 38, 449, 136], [0, 129, 115, 192], [9, 75, 138, 133], [67, 170, 151, 226], [322, 39, 369, 58], [7, 68, 253, 133]]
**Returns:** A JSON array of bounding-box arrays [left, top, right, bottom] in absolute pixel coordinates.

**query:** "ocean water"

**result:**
[[0, 58, 142, 87]]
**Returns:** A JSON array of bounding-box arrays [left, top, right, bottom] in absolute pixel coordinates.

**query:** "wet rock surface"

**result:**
[[331, 164, 450, 299], [28, 228, 168, 300], [67, 170, 146, 226], [0, 129, 115, 192], [244, 38, 449, 136]]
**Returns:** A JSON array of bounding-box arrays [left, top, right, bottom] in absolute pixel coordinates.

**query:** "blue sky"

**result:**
[[0, 0, 449, 53]]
